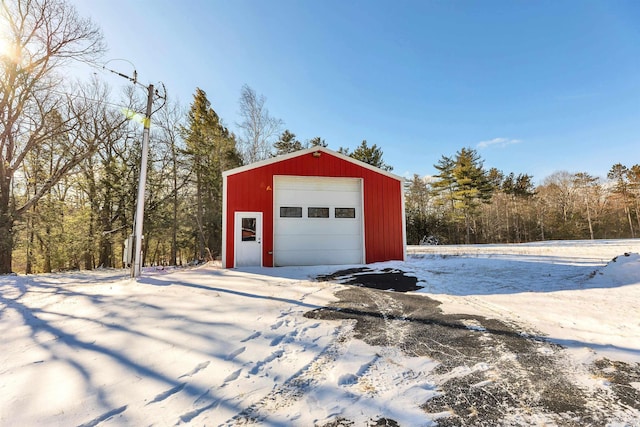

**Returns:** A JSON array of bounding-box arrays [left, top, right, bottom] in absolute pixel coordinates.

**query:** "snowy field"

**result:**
[[408, 239, 640, 365], [0, 239, 638, 426]]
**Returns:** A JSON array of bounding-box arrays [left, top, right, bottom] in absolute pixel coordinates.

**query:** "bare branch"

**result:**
[[236, 84, 283, 163]]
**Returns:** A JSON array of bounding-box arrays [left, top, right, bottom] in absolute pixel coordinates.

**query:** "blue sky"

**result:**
[[70, 0, 640, 183]]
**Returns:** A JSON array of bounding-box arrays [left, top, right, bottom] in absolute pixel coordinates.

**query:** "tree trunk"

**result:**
[[84, 208, 95, 270], [196, 168, 204, 260], [0, 213, 13, 274], [538, 204, 545, 241], [98, 233, 113, 268], [42, 224, 52, 273], [625, 205, 635, 238], [586, 199, 594, 240], [464, 212, 471, 244], [505, 198, 510, 243], [171, 175, 178, 266], [26, 215, 34, 274], [635, 199, 640, 234], [0, 177, 13, 274], [98, 192, 113, 267], [171, 141, 178, 266]]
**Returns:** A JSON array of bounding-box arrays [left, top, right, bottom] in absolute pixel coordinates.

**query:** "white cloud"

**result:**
[[477, 137, 522, 149]]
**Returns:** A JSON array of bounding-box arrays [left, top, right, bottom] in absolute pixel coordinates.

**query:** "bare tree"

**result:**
[[236, 84, 283, 163], [573, 172, 599, 240], [0, 0, 105, 274]]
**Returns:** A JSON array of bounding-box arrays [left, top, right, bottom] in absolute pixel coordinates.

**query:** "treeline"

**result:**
[[2, 0, 638, 274], [0, 0, 394, 274], [405, 147, 640, 245]]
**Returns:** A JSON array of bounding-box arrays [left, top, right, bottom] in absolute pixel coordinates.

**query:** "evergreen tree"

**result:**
[[431, 155, 457, 241], [431, 148, 493, 243], [486, 168, 505, 190], [273, 130, 302, 155], [153, 99, 191, 266], [501, 172, 536, 242], [342, 140, 393, 171], [451, 148, 492, 243], [307, 137, 328, 148], [608, 163, 635, 238], [182, 88, 242, 260]]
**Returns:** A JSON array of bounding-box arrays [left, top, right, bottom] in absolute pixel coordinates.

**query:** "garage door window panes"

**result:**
[[280, 207, 302, 218], [308, 207, 330, 218], [335, 208, 356, 218]]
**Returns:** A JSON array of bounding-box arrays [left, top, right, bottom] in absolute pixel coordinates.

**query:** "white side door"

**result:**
[[235, 212, 262, 267]]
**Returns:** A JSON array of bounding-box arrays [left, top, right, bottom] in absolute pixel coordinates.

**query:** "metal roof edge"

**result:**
[[222, 146, 404, 182]]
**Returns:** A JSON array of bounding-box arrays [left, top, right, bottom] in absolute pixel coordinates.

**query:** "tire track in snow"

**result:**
[[362, 287, 411, 348]]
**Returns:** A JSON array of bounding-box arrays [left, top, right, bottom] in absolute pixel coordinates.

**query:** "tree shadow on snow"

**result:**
[[0, 274, 260, 425]]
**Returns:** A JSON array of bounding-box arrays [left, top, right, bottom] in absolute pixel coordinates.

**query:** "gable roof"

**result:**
[[222, 146, 403, 181]]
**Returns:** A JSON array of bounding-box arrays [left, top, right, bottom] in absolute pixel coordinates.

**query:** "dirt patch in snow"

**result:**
[[308, 268, 640, 426]]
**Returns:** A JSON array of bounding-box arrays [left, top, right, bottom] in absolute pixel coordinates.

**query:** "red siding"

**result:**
[[225, 150, 404, 267]]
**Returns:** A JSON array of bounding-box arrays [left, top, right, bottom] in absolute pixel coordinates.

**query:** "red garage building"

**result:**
[[222, 146, 406, 268]]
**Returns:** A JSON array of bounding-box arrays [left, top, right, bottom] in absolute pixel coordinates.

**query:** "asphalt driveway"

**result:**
[[307, 267, 640, 426]]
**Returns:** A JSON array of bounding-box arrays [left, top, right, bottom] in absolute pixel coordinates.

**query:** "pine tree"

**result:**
[[182, 88, 242, 260], [152, 99, 191, 266], [608, 163, 635, 238], [342, 140, 393, 171], [501, 173, 535, 242], [432, 148, 493, 243], [452, 148, 491, 243], [273, 130, 302, 156], [431, 155, 457, 241], [307, 137, 328, 148]]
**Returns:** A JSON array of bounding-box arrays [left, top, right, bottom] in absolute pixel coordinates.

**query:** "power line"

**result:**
[[48, 88, 143, 114]]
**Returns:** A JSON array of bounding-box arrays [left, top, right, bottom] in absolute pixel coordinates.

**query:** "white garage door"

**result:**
[[274, 176, 363, 266]]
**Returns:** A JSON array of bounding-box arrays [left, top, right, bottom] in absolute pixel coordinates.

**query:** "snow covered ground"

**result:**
[[0, 239, 638, 426], [408, 239, 640, 365]]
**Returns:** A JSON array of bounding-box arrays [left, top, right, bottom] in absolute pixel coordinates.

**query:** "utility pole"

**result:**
[[101, 62, 164, 278], [131, 83, 154, 278]]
